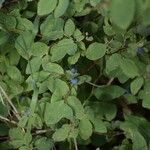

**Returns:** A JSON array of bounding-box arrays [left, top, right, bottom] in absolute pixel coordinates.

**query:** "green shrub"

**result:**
[[0, 0, 150, 149]]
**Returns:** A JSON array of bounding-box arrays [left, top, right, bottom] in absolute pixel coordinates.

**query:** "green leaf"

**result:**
[[0, 102, 9, 117], [9, 49, 20, 66], [90, 0, 101, 7], [50, 91, 62, 102], [110, 0, 135, 29], [79, 118, 93, 140], [68, 52, 80, 65], [139, 80, 150, 109], [23, 132, 32, 146], [18, 116, 28, 128], [40, 15, 64, 41], [47, 78, 70, 97], [31, 114, 43, 128], [5, 80, 23, 97], [86, 42, 107, 60], [124, 93, 137, 104], [73, 29, 84, 42], [26, 57, 42, 74], [67, 96, 85, 120], [64, 19, 75, 36], [106, 53, 122, 74], [142, 2, 150, 26], [43, 62, 64, 74], [54, 0, 69, 18], [53, 124, 71, 142], [0, 12, 17, 30], [44, 101, 73, 125], [85, 102, 117, 121], [31, 42, 49, 57], [38, 71, 51, 82], [17, 18, 34, 31], [94, 85, 125, 100], [15, 31, 34, 60], [51, 39, 77, 62], [9, 128, 24, 140], [85, 105, 107, 133], [0, 31, 9, 45], [132, 131, 147, 150], [0, 124, 9, 136], [7, 66, 23, 83], [78, 75, 92, 85], [130, 77, 144, 95], [142, 92, 150, 109], [91, 118, 107, 133], [37, 0, 57, 16], [34, 137, 53, 150], [10, 140, 24, 149], [120, 58, 140, 78], [19, 146, 30, 150]]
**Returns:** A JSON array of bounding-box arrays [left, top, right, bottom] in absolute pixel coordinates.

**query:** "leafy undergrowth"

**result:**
[[0, 0, 150, 150]]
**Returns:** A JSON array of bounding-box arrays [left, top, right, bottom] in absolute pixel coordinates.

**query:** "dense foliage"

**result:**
[[0, 0, 150, 149]]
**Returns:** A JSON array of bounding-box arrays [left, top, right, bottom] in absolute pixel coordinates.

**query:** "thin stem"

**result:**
[[86, 81, 105, 88], [33, 129, 52, 135], [107, 77, 114, 86], [73, 138, 78, 150], [86, 77, 114, 88], [0, 85, 20, 120], [0, 115, 17, 125], [0, 92, 5, 105], [106, 46, 128, 55], [83, 72, 102, 106]]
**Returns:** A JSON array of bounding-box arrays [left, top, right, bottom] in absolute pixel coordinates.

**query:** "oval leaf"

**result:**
[[38, 0, 58, 16], [86, 42, 107, 60], [54, 0, 69, 18], [44, 101, 73, 125], [110, 0, 135, 29]]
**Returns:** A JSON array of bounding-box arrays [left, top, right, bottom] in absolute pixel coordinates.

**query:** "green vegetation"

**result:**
[[0, 0, 150, 149]]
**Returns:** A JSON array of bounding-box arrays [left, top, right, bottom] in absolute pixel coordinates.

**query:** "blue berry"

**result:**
[[70, 78, 78, 85]]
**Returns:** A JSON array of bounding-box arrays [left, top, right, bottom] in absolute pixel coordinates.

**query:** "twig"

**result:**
[[73, 138, 78, 150], [0, 115, 17, 125], [86, 77, 114, 88], [83, 74, 102, 106], [86, 81, 105, 88], [0, 85, 20, 120], [0, 92, 5, 105], [32, 129, 52, 136], [107, 46, 128, 55], [107, 77, 115, 86]]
